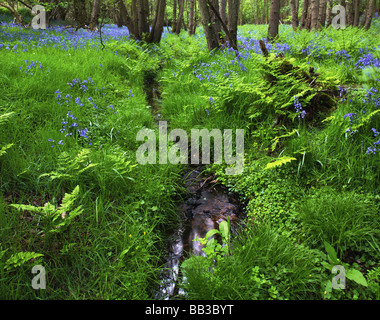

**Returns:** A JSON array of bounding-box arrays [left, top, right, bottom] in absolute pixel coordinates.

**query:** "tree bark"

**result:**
[[172, 0, 177, 32], [198, 0, 221, 50], [220, 0, 227, 23], [353, 0, 359, 26], [325, 0, 332, 27], [188, 0, 196, 35], [364, 0, 375, 30], [227, 0, 240, 48], [310, 0, 319, 29], [150, 0, 167, 42], [290, 0, 299, 30], [268, 0, 281, 41], [175, 0, 185, 34], [300, 0, 309, 29], [90, 0, 101, 29], [318, 0, 326, 28], [346, 0, 353, 26]]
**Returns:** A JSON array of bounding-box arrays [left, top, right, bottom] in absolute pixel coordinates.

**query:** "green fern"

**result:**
[[271, 129, 299, 152], [264, 156, 297, 170], [10, 185, 83, 234], [39, 149, 97, 182], [0, 112, 14, 157], [3, 251, 44, 271]]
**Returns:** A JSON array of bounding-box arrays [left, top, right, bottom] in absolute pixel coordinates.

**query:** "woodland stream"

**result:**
[[143, 71, 245, 299]]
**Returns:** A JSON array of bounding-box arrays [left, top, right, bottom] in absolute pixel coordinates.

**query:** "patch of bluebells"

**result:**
[[301, 41, 324, 60], [294, 96, 306, 119], [334, 49, 352, 63], [344, 112, 358, 137], [363, 87, 380, 108], [355, 53, 380, 69], [19, 60, 43, 75], [51, 77, 133, 147], [337, 85, 347, 102], [50, 110, 92, 147], [365, 128, 380, 155]]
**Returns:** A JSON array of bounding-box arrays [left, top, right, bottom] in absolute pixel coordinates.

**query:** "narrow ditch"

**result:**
[[143, 70, 245, 300]]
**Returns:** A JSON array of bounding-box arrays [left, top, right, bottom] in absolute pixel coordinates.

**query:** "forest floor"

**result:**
[[0, 11, 379, 300]]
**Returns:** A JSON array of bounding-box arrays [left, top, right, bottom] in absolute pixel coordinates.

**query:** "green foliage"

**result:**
[[2, 251, 44, 271], [298, 187, 380, 255], [264, 156, 297, 170], [321, 241, 368, 300], [10, 185, 83, 234]]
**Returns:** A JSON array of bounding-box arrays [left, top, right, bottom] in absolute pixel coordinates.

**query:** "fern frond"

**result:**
[[264, 156, 297, 170]]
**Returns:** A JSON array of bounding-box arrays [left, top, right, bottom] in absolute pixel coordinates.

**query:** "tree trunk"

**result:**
[[118, 0, 134, 32], [220, 0, 227, 23], [310, 0, 319, 29], [175, 0, 185, 34], [90, 0, 101, 29], [346, 0, 353, 26], [150, 0, 167, 43], [198, 0, 221, 50], [268, 0, 281, 41], [300, 0, 309, 29], [318, 0, 326, 28], [227, 0, 240, 48], [364, 0, 375, 30], [353, 0, 359, 26], [290, 0, 299, 30], [325, 0, 332, 27], [172, 0, 177, 32], [188, 0, 195, 35], [361, 1, 370, 27]]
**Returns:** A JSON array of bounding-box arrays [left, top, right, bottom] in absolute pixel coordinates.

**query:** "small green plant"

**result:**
[[194, 218, 231, 260], [321, 241, 368, 300], [10, 185, 83, 234], [2, 251, 44, 271]]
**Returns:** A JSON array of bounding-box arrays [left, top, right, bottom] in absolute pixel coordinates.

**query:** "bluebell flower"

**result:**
[[294, 96, 306, 119]]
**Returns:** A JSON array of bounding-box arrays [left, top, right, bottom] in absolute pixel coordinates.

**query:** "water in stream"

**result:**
[[156, 166, 244, 299]]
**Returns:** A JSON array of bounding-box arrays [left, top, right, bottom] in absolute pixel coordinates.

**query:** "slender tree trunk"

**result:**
[[175, 0, 185, 34], [268, 0, 281, 41], [220, 0, 227, 23], [300, 0, 309, 29], [117, 0, 134, 33], [305, 1, 312, 29], [188, 0, 195, 35], [310, 0, 319, 29], [353, 0, 359, 26], [364, 0, 375, 30], [361, 1, 370, 27], [325, 0, 332, 27], [346, 0, 353, 26], [172, 0, 177, 32], [318, 0, 326, 28], [227, 0, 240, 48], [290, 0, 299, 30], [198, 0, 220, 50], [90, 0, 101, 29], [150, 0, 167, 42]]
